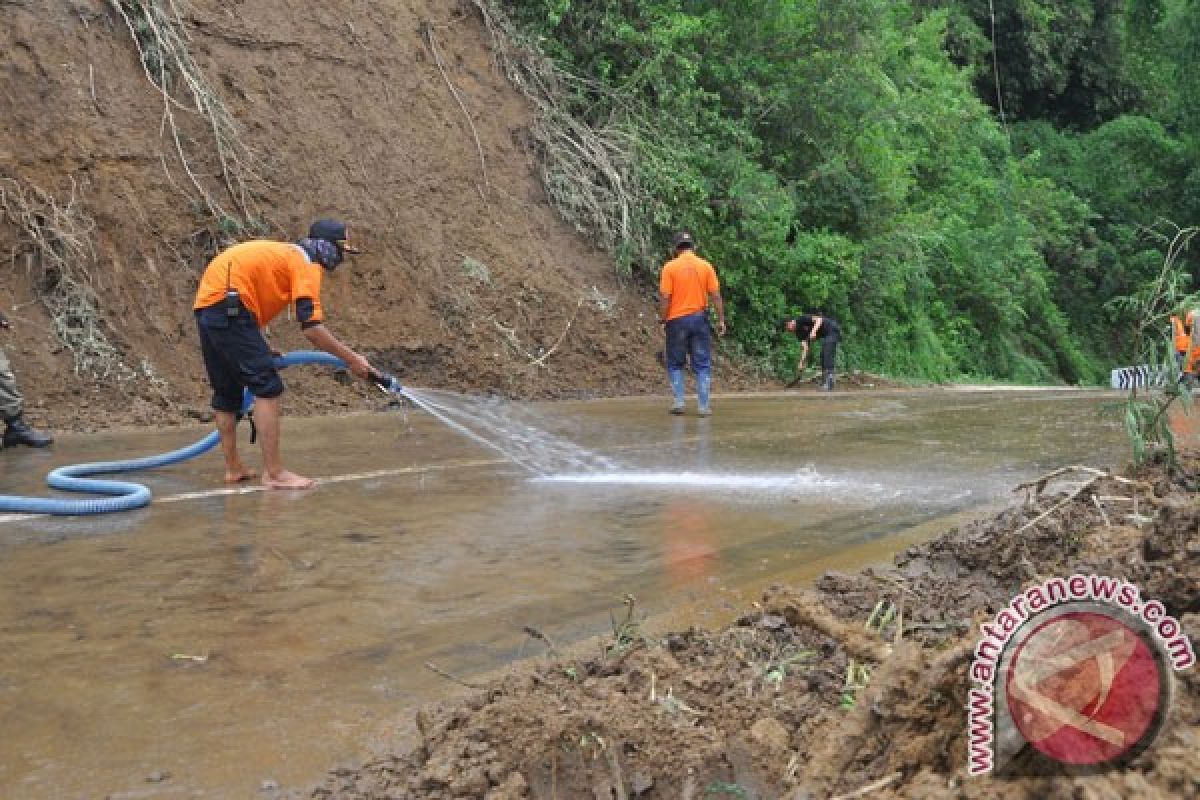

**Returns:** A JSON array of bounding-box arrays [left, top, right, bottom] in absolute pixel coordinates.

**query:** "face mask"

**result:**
[[298, 237, 343, 270]]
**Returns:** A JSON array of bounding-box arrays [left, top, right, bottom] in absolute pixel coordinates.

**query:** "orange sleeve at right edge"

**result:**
[[290, 254, 325, 325]]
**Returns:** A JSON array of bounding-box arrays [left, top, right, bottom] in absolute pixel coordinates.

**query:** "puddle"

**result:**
[[0, 388, 1128, 798]]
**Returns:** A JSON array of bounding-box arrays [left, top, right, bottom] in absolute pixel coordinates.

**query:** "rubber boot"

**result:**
[[696, 368, 712, 416], [3, 414, 53, 448], [667, 368, 686, 414], [821, 370, 835, 392]]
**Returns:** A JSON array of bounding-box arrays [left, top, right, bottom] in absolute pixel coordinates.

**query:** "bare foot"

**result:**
[[224, 467, 259, 484], [263, 470, 316, 490]]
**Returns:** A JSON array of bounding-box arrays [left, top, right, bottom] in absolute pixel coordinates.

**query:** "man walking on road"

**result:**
[[0, 308, 53, 449], [193, 218, 380, 490], [658, 231, 726, 416]]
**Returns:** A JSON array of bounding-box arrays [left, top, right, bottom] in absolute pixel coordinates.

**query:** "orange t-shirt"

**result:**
[[193, 240, 325, 327], [1172, 315, 1191, 353], [659, 251, 719, 321]]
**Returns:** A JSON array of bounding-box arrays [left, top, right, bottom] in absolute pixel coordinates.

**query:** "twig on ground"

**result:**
[[528, 297, 584, 367], [492, 317, 538, 361], [829, 771, 902, 800], [1014, 475, 1102, 534], [522, 624, 558, 655], [1015, 465, 1141, 496], [88, 63, 99, 111], [424, 661, 483, 689], [903, 621, 969, 634]]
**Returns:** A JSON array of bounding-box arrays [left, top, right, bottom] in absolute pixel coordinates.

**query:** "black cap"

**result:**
[[309, 218, 347, 243], [672, 230, 695, 250]]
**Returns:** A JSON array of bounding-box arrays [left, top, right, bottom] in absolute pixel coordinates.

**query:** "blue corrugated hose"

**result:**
[[0, 351, 354, 516]]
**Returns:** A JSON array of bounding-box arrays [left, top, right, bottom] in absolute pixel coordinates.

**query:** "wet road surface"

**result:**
[[0, 387, 1128, 798]]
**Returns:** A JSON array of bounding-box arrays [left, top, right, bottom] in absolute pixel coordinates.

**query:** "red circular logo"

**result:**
[[1004, 611, 1164, 766]]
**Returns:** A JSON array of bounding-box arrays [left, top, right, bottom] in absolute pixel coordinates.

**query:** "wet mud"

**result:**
[[309, 451, 1199, 800]]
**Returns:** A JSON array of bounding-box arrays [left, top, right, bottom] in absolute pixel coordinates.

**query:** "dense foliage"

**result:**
[[501, 0, 1200, 383]]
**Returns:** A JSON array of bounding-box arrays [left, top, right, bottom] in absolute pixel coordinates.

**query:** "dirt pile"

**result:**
[[306, 452, 1198, 799], [0, 1, 772, 436]]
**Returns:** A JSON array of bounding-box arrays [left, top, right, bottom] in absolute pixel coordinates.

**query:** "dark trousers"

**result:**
[[195, 305, 283, 412], [819, 335, 840, 372], [665, 312, 712, 372], [0, 347, 23, 420]]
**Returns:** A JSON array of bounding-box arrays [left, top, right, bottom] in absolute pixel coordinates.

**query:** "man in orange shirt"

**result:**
[[193, 219, 378, 490], [658, 231, 726, 416], [1170, 309, 1195, 371]]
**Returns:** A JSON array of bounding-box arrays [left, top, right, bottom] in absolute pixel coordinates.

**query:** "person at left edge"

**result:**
[[192, 218, 377, 490], [0, 307, 53, 448]]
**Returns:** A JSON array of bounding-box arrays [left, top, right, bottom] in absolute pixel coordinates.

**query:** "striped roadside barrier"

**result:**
[[1110, 365, 1173, 389]]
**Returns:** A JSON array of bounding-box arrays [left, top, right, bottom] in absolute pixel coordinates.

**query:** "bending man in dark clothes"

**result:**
[[781, 313, 841, 391]]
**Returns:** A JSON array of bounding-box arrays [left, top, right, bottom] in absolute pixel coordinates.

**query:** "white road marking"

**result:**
[[0, 458, 503, 523]]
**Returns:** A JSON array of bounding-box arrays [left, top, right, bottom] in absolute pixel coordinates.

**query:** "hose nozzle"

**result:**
[[369, 369, 403, 394]]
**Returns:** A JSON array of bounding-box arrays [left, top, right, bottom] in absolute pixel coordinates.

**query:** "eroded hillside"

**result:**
[[1, 0, 722, 433]]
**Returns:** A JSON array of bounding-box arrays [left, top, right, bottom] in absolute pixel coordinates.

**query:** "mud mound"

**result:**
[[307, 453, 1199, 799], [1, 1, 774, 436]]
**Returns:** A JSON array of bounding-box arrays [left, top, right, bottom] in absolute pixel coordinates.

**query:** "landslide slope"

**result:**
[[0, 0, 684, 432]]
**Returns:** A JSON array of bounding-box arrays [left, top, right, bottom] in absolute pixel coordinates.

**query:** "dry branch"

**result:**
[[1011, 465, 1149, 535], [424, 661, 483, 689], [1014, 475, 1101, 535], [467, 1, 652, 272], [1014, 464, 1139, 495], [828, 771, 902, 800], [422, 21, 490, 201], [527, 297, 584, 367], [108, 0, 266, 228], [0, 177, 130, 379]]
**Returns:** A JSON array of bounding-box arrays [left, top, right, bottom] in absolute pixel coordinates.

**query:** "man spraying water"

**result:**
[[192, 218, 384, 490]]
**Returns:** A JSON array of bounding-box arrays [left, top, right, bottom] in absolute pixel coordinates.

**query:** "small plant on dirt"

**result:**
[[762, 648, 815, 688], [704, 781, 749, 798], [865, 598, 897, 639], [604, 594, 645, 658], [577, 731, 606, 760], [839, 660, 872, 710], [460, 255, 492, 284]]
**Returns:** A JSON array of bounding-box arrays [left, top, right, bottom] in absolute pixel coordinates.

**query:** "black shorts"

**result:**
[[195, 304, 283, 412]]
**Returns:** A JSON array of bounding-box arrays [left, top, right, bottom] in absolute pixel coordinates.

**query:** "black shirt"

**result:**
[[795, 314, 840, 340]]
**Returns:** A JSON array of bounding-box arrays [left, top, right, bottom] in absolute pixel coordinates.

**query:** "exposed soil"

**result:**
[[2, 0, 785, 437], [304, 452, 1199, 800]]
